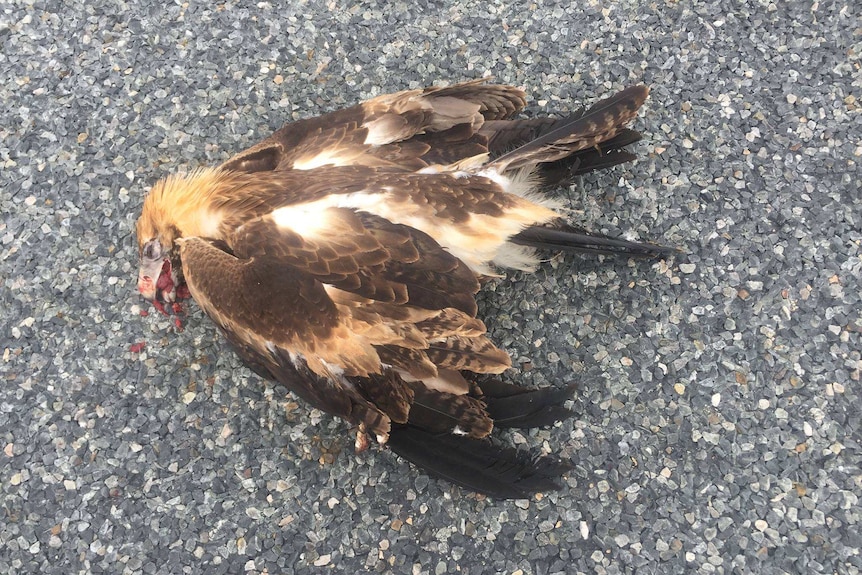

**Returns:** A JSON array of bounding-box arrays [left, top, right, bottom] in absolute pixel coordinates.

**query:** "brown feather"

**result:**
[[352, 371, 414, 425], [489, 85, 649, 172], [405, 383, 494, 439], [426, 335, 512, 374], [421, 79, 527, 120], [375, 346, 439, 380], [219, 80, 525, 174], [176, 237, 384, 378]]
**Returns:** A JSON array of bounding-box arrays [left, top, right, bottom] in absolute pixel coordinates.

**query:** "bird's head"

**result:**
[[134, 171, 213, 303], [133, 167, 242, 303], [135, 192, 185, 303]]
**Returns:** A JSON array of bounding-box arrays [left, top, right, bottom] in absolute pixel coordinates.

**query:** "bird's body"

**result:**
[[136, 79, 667, 498]]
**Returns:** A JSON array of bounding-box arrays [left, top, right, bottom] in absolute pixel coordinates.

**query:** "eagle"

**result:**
[[135, 79, 669, 499]]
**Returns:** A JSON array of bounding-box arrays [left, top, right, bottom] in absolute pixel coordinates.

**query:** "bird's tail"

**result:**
[[512, 224, 677, 258], [387, 381, 576, 499]]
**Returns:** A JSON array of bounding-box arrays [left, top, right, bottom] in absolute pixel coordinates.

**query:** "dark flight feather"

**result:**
[[512, 225, 678, 258], [228, 327, 575, 499], [386, 426, 573, 499], [489, 85, 650, 172], [535, 128, 642, 189], [478, 379, 578, 429]]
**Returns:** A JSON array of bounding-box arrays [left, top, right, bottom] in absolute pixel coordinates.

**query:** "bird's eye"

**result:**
[[142, 239, 162, 260]]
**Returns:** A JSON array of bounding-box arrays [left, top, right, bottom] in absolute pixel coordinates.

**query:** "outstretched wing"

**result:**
[[218, 79, 527, 174]]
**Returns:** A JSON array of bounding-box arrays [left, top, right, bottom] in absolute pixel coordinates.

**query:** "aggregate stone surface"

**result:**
[[1, 1, 859, 573]]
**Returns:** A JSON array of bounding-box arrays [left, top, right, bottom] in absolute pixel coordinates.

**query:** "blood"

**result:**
[[152, 300, 168, 316], [155, 260, 174, 292], [139, 258, 191, 329], [129, 342, 146, 353], [145, 298, 185, 330], [139, 309, 149, 317], [137, 277, 154, 295]]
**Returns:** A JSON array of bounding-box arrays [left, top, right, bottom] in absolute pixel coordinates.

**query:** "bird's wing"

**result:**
[[210, 164, 562, 276], [487, 85, 650, 171], [174, 209, 513, 436], [176, 205, 513, 380], [176, 234, 575, 497], [223, 309, 575, 499], [218, 79, 527, 173], [228, 206, 483, 316]]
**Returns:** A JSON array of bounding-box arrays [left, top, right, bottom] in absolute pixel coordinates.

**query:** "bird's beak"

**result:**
[[138, 257, 167, 301]]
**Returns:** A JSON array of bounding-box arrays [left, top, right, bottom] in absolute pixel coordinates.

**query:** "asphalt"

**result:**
[[1, 1, 860, 573]]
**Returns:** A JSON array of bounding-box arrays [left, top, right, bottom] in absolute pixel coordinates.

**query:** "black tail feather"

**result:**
[[387, 426, 572, 499], [480, 380, 577, 429], [512, 225, 677, 258]]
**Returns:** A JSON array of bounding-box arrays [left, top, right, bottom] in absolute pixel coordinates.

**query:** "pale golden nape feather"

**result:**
[[137, 167, 233, 247]]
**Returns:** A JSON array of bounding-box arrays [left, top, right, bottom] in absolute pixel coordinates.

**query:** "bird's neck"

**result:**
[[148, 167, 298, 239], [148, 167, 241, 240]]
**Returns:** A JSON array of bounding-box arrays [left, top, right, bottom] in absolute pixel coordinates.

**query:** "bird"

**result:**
[[135, 79, 670, 499]]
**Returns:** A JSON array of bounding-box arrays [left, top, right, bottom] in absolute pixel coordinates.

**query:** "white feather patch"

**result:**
[[284, 348, 304, 368], [363, 114, 406, 146], [266, 179, 560, 273], [478, 167, 564, 211], [292, 150, 350, 170], [320, 360, 345, 378], [197, 208, 224, 238], [269, 192, 388, 238], [492, 243, 541, 272], [270, 203, 335, 238]]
